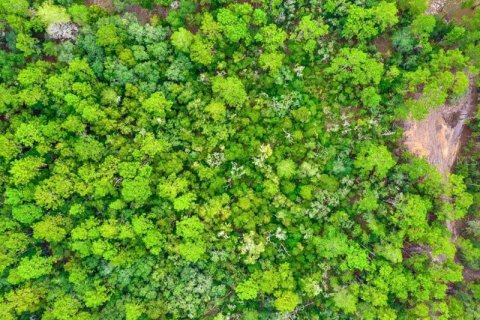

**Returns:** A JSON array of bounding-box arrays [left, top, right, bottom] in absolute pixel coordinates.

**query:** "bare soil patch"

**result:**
[[403, 78, 477, 175]]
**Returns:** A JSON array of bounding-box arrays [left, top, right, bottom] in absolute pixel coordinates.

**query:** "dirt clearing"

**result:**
[[403, 79, 477, 175]]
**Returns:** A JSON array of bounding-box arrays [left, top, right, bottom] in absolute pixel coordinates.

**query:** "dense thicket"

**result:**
[[0, 0, 479, 319]]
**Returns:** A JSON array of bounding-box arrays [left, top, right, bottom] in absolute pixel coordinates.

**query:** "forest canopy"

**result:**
[[1, 0, 480, 319]]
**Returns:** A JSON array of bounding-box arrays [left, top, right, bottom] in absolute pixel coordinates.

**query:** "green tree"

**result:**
[[398, 0, 428, 15], [9, 157, 44, 185], [259, 52, 284, 75], [37, 3, 71, 26], [205, 100, 226, 121], [189, 36, 214, 66], [291, 15, 328, 56], [49, 295, 82, 320], [236, 279, 258, 300], [274, 291, 301, 313], [8, 256, 53, 284], [12, 204, 43, 225], [217, 7, 250, 43], [255, 24, 287, 51], [334, 287, 358, 314], [33, 216, 70, 243], [4, 286, 45, 315], [15, 33, 39, 57], [277, 159, 297, 179], [171, 27, 194, 52], [212, 76, 247, 107], [82, 284, 109, 308], [354, 145, 396, 179], [0, 0, 29, 16], [342, 2, 398, 42], [142, 91, 172, 118], [326, 48, 384, 106], [96, 24, 120, 47], [176, 216, 206, 262], [122, 177, 152, 203]]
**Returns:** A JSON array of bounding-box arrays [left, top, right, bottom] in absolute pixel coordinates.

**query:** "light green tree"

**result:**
[[212, 76, 247, 107], [354, 145, 396, 179]]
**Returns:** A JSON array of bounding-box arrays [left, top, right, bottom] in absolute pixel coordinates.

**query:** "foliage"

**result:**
[[325, 48, 384, 106], [0, 0, 478, 319]]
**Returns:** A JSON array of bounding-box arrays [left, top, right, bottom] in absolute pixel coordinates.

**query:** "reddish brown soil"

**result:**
[[403, 78, 477, 176]]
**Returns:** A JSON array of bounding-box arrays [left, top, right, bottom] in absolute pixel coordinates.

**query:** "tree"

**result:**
[[49, 295, 82, 320], [205, 100, 226, 121], [14, 122, 43, 147], [15, 33, 38, 57], [411, 15, 436, 38], [9, 157, 44, 185], [176, 216, 204, 239], [255, 24, 287, 51], [74, 138, 105, 162], [236, 279, 258, 300], [291, 15, 328, 56], [82, 284, 109, 308], [176, 216, 206, 262], [12, 204, 43, 225], [398, 194, 432, 240], [217, 7, 250, 43], [142, 91, 172, 118], [122, 177, 152, 203], [402, 49, 470, 119], [96, 24, 120, 47], [212, 76, 247, 107], [37, 3, 71, 26], [277, 159, 297, 179], [47, 23, 79, 41], [8, 256, 53, 284], [274, 291, 301, 313], [171, 27, 194, 52], [326, 48, 384, 106], [259, 52, 284, 75], [398, 0, 428, 15], [125, 302, 144, 320], [5, 286, 44, 315], [33, 216, 70, 243], [354, 145, 396, 179], [0, 0, 29, 16], [189, 36, 214, 66], [334, 287, 358, 314], [173, 193, 197, 211], [342, 2, 398, 42]]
